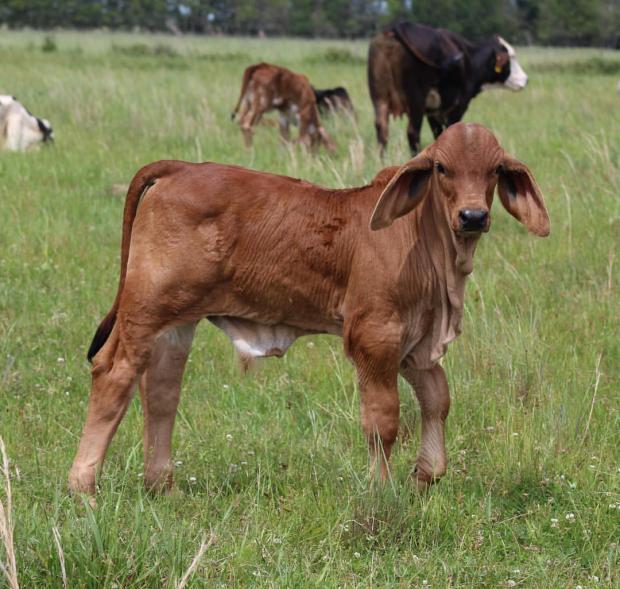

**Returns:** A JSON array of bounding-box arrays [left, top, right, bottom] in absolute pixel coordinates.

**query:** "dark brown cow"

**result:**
[[368, 22, 528, 154], [69, 123, 549, 497], [231, 62, 335, 151]]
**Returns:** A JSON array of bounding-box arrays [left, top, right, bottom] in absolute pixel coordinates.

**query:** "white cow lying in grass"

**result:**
[[0, 95, 53, 151]]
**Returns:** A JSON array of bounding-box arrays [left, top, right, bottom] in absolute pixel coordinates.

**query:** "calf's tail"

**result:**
[[86, 161, 171, 362]]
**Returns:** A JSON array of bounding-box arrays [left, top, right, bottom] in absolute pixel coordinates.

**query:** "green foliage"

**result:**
[[41, 34, 57, 52], [529, 54, 620, 75], [111, 42, 179, 58], [0, 0, 617, 45], [304, 47, 365, 65], [537, 0, 603, 46]]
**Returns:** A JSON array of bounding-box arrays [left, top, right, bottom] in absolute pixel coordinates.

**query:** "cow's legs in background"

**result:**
[[4, 115, 23, 151], [239, 89, 264, 148], [235, 93, 251, 126], [374, 101, 389, 156], [347, 321, 401, 481], [278, 111, 291, 142], [400, 362, 450, 488], [139, 323, 196, 492], [69, 322, 158, 495], [239, 113, 254, 147], [427, 115, 445, 140], [406, 109, 424, 154]]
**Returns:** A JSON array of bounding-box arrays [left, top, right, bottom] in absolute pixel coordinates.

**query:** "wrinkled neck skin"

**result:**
[[403, 191, 480, 367], [426, 189, 479, 304]]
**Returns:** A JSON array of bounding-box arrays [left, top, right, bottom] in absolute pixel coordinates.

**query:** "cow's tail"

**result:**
[[230, 63, 262, 120], [86, 161, 170, 362]]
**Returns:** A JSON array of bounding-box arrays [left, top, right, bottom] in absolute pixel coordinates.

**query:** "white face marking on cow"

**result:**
[[498, 36, 528, 91]]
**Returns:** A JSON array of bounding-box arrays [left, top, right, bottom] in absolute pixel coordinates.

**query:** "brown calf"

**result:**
[[69, 123, 549, 496], [231, 62, 335, 151]]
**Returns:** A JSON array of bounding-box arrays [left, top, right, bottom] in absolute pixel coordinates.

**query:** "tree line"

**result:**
[[1, 1, 618, 47]]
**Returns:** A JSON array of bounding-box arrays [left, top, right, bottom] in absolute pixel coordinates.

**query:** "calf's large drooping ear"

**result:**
[[370, 153, 433, 230], [498, 155, 550, 237]]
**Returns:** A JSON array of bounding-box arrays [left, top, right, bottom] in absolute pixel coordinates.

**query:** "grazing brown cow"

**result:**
[[231, 62, 335, 151], [369, 22, 528, 154], [69, 123, 549, 496]]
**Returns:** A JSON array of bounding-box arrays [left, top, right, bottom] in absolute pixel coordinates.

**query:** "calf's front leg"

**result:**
[[346, 322, 401, 481], [400, 363, 450, 487]]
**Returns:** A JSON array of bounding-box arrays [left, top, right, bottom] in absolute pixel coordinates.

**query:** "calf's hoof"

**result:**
[[144, 471, 174, 495], [68, 467, 97, 501], [411, 466, 441, 491]]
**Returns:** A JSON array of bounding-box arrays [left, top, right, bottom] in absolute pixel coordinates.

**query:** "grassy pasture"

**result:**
[[0, 30, 619, 588]]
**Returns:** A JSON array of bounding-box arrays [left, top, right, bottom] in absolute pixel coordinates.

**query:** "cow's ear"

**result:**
[[370, 153, 433, 230], [494, 49, 509, 73], [497, 155, 550, 237]]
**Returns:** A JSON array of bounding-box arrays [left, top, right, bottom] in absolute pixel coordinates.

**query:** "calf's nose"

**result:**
[[459, 209, 488, 232]]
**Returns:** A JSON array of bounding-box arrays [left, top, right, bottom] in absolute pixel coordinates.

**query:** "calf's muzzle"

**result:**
[[458, 208, 489, 232]]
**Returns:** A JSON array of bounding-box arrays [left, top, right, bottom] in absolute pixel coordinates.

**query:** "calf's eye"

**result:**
[[495, 165, 503, 175], [435, 161, 446, 175]]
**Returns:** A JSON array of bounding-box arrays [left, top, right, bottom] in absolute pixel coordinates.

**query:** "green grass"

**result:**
[[0, 31, 619, 588]]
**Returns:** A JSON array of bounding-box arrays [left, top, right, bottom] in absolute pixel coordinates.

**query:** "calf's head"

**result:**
[[370, 123, 549, 266]]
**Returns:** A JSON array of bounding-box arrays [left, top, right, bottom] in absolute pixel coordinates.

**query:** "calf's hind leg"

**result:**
[[139, 323, 196, 493], [69, 323, 157, 495]]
